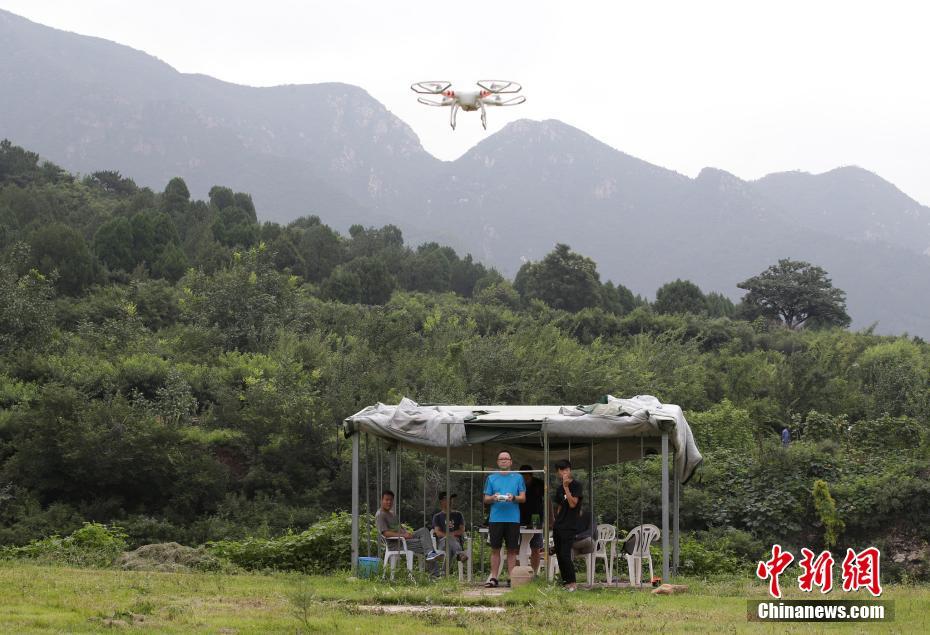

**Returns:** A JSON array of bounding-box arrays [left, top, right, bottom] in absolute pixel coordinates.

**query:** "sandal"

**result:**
[[484, 578, 499, 588]]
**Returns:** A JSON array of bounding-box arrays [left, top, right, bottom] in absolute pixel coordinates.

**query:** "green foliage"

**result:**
[[0, 246, 56, 352], [28, 222, 96, 295], [208, 512, 375, 573], [162, 177, 191, 213], [180, 244, 296, 350], [687, 400, 754, 452], [797, 410, 847, 442], [0, 522, 127, 567], [94, 216, 135, 272], [3, 140, 930, 578], [855, 339, 929, 418], [514, 243, 602, 312], [675, 533, 744, 576], [654, 279, 706, 315], [811, 480, 844, 548], [86, 171, 137, 196], [737, 259, 851, 329]]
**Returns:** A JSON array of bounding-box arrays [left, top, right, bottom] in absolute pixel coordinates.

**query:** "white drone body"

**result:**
[[410, 80, 525, 130]]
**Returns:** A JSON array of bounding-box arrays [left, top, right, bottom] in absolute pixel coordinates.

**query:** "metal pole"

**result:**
[[589, 440, 595, 586], [589, 441, 595, 535], [661, 432, 670, 581], [445, 420, 452, 576], [389, 447, 398, 514], [673, 456, 680, 577], [615, 438, 620, 526], [469, 448, 475, 533], [397, 448, 402, 525], [377, 438, 383, 560], [365, 433, 371, 557], [423, 455, 427, 529], [543, 423, 551, 582], [351, 431, 359, 575], [479, 445, 485, 578], [470, 447, 475, 583]]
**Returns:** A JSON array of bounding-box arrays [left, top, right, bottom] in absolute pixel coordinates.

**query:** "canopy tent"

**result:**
[[343, 395, 703, 582]]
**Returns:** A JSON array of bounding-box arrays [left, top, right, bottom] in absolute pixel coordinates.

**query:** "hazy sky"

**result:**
[[3, 0, 929, 204]]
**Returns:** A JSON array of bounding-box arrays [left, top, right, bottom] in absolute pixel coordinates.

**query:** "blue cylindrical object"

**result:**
[[357, 556, 380, 579]]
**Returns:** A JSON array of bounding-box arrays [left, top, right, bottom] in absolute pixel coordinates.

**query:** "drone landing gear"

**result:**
[[449, 103, 459, 130], [480, 102, 487, 130]]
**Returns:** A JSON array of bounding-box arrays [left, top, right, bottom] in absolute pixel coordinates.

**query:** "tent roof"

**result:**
[[344, 395, 703, 483]]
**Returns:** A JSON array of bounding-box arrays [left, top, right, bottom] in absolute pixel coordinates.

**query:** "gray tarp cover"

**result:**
[[345, 395, 703, 483]]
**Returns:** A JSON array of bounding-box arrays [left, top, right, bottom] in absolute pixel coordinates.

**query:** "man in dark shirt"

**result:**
[[431, 491, 467, 562], [519, 464, 545, 572], [551, 459, 583, 591]]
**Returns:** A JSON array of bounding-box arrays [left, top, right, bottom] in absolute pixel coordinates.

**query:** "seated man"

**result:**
[[432, 491, 468, 563], [375, 489, 443, 573]]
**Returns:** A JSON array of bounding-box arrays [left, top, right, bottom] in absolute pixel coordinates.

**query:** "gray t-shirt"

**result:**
[[375, 509, 399, 537]]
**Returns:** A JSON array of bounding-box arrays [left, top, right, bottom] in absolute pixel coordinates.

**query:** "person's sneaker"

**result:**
[[426, 550, 444, 561], [564, 584, 577, 592]]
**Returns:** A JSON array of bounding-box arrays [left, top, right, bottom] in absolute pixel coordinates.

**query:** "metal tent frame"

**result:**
[[344, 402, 697, 583]]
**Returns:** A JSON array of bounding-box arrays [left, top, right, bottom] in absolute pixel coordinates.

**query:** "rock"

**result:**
[[652, 584, 689, 595]]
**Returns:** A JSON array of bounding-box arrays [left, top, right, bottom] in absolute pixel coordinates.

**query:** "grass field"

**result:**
[[0, 561, 922, 633]]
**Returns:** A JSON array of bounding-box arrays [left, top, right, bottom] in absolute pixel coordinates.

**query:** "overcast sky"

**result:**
[[3, 0, 929, 204]]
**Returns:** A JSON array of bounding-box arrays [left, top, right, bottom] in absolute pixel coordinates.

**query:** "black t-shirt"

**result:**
[[520, 477, 545, 525], [551, 479, 583, 530], [432, 510, 465, 533]]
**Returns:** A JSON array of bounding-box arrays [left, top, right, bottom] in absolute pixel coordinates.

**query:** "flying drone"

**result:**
[[410, 80, 525, 130]]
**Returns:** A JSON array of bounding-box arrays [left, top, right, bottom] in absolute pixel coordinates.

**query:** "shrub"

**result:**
[[0, 522, 127, 567], [207, 512, 376, 573], [672, 533, 744, 576], [812, 480, 844, 548]]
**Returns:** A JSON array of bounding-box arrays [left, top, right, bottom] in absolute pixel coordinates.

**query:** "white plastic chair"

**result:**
[[430, 529, 472, 581], [622, 524, 660, 586], [593, 524, 616, 583], [379, 533, 414, 579], [547, 536, 595, 584]]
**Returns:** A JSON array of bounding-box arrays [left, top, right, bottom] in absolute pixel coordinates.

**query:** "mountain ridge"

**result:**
[[3, 8, 930, 334]]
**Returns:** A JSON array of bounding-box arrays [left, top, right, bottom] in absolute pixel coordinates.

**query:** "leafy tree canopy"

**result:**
[[737, 259, 851, 329], [654, 279, 706, 315], [514, 243, 603, 313]]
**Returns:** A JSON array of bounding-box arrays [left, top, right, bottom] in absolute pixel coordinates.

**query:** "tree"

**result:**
[[296, 222, 345, 282], [0, 244, 56, 352], [600, 280, 639, 315], [87, 171, 137, 195], [28, 223, 96, 295], [737, 259, 850, 329], [93, 217, 135, 272], [162, 177, 191, 214], [514, 244, 602, 312], [654, 279, 706, 315], [208, 185, 236, 211], [180, 244, 296, 351]]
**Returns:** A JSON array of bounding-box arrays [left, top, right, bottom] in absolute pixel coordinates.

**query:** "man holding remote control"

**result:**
[[482, 449, 526, 587]]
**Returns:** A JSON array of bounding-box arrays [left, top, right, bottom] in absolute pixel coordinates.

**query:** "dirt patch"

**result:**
[[358, 605, 505, 614], [461, 587, 510, 598]]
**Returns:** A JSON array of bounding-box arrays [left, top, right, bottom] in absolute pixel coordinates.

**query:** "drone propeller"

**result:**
[[417, 96, 453, 107], [411, 81, 452, 94], [476, 80, 522, 94], [482, 95, 526, 107]]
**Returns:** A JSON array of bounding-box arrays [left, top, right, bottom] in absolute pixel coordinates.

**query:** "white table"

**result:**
[[478, 526, 543, 569]]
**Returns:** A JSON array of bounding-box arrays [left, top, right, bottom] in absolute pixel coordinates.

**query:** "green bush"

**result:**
[[207, 512, 377, 574], [673, 532, 745, 577], [0, 522, 127, 567]]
